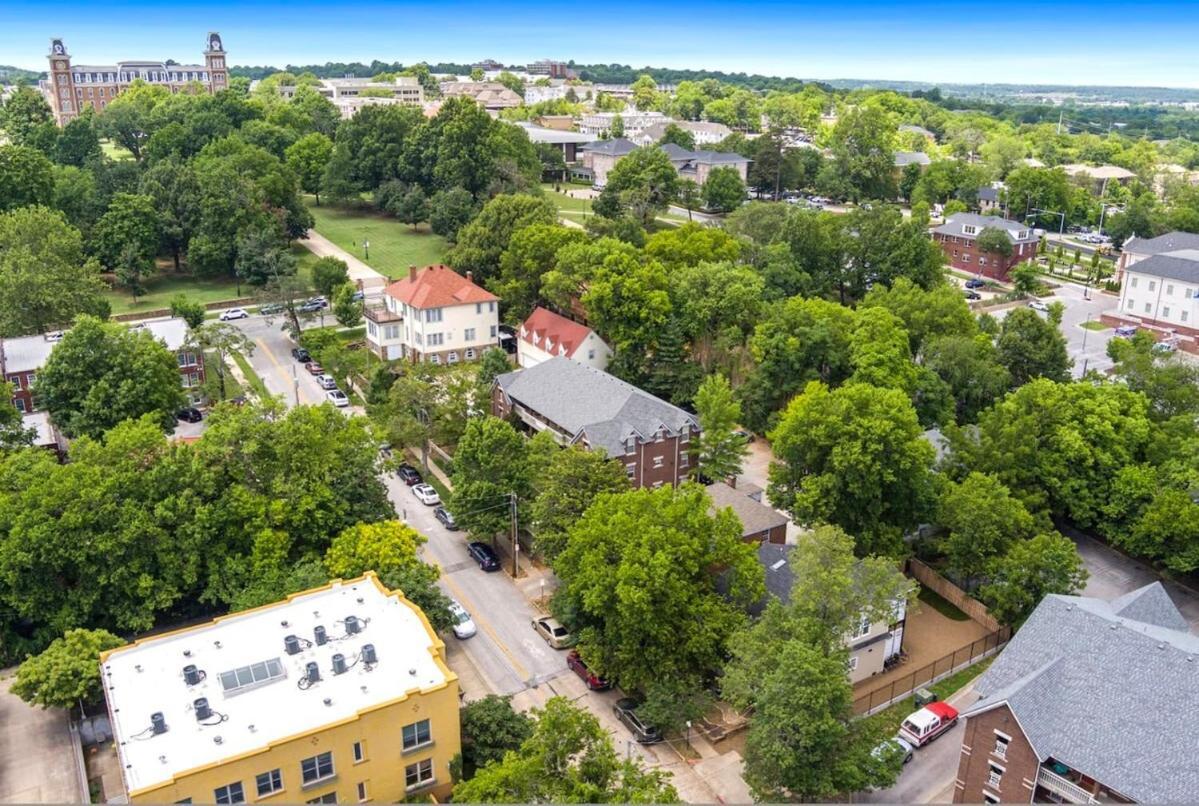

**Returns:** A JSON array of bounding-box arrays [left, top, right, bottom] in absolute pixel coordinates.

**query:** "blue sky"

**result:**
[[3, 0, 1199, 88]]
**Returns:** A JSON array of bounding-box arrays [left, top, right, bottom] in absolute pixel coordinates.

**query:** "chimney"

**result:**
[[466, 270, 474, 282], [408, 265, 417, 282]]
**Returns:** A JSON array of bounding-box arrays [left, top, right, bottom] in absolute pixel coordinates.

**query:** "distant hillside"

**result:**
[[0, 66, 43, 85]]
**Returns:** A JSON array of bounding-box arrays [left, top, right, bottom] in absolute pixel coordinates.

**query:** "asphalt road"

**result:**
[[859, 718, 966, 804], [988, 279, 1116, 378], [231, 312, 331, 407]]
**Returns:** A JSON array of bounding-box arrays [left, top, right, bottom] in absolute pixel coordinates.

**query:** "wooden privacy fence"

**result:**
[[907, 558, 1003, 632], [852, 626, 1011, 717]]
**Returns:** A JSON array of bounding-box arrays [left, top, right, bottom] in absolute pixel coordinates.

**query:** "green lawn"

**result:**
[[861, 657, 995, 730], [100, 138, 134, 161], [306, 200, 449, 276], [231, 350, 269, 401], [1080, 320, 1109, 331], [105, 245, 317, 317]]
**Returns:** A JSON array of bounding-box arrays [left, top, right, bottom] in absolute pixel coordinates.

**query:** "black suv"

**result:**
[[397, 464, 422, 486], [435, 506, 458, 530], [613, 698, 662, 744], [291, 347, 311, 363], [468, 542, 501, 572], [176, 407, 203, 423]]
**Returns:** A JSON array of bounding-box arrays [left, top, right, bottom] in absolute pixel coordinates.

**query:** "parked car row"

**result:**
[[291, 345, 350, 407]]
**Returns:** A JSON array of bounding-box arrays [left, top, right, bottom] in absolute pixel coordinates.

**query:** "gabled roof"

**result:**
[[579, 137, 639, 157], [519, 307, 601, 359], [964, 584, 1199, 803], [932, 213, 1034, 242], [1123, 249, 1199, 283], [899, 124, 936, 139], [705, 482, 788, 539], [1124, 230, 1199, 258], [894, 151, 932, 167], [385, 264, 497, 310], [977, 186, 1000, 202], [494, 357, 697, 456]]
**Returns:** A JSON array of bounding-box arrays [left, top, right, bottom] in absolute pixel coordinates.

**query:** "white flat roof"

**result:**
[[103, 575, 449, 794], [132, 317, 190, 351]]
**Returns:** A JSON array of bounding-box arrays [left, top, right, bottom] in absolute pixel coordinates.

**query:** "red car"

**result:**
[[304, 361, 324, 375], [567, 650, 610, 691]]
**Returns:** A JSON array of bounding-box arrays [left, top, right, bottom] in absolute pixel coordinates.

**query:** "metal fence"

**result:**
[[851, 626, 1011, 717]]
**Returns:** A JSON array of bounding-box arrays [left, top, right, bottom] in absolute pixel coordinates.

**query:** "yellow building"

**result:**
[[100, 573, 460, 804]]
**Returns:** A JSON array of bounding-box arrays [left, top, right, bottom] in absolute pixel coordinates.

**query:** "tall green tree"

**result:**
[[0, 206, 108, 337], [139, 158, 202, 271], [829, 105, 896, 201], [769, 381, 937, 556], [0, 144, 55, 211], [311, 255, 350, 299], [693, 373, 748, 482], [448, 194, 557, 285], [595, 146, 680, 227], [979, 532, 1088, 625], [285, 132, 334, 204], [528, 445, 629, 561], [459, 695, 534, 776], [93, 192, 161, 275], [11, 628, 124, 709], [35, 316, 186, 438], [450, 417, 531, 539], [937, 472, 1037, 587], [996, 307, 1072, 386], [702, 166, 747, 213]]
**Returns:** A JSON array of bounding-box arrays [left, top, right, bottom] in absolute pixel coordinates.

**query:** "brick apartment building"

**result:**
[[491, 357, 699, 489], [932, 213, 1039, 280], [1, 317, 205, 413], [41, 32, 228, 125], [953, 583, 1196, 804]]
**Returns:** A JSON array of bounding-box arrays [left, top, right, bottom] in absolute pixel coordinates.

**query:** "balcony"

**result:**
[[1036, 767, 1098, 804], [364, 303, 402, 325]]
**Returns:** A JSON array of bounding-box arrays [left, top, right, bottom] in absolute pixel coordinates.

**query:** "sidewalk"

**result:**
[[298, 230, 389, 291]]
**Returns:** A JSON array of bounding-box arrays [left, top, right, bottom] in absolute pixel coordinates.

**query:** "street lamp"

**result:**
[[363, 239, 370, 261]]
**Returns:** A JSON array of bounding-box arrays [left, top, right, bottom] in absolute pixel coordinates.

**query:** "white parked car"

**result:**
[[316, 374, 337, 390], [326, 389, 349, 407], [413, 483, 440, 506], [448, 599, 476, 639], [1027, 300, 1050, 312], [219, 307, 249, 321]]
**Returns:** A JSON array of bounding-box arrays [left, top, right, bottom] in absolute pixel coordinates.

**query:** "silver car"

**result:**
[[449, 600, 476, 639]]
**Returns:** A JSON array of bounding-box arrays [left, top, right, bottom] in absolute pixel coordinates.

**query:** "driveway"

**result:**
[[0, 670, 86, 803]]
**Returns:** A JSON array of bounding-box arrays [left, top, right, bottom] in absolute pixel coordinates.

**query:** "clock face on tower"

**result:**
[[209, 34, 222, 52], [51, 40, 65, 55]]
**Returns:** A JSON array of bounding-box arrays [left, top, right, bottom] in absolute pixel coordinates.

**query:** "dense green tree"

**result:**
[[320, 142, 361, 204], [644, 222, 741, 268], [235, 226, 297, 289], [285, 132, 334, 204], [848, 306, 917, 394], [693, 373, 748, 481], [50, 164, 104, 238], [595, 146, 680, 227], [311, 255, 350, 299], [36, 316, 186, 438], [769, 381, 936, 556], [453, 697, 677, 803], [0, 383, 34, 452], [670, 260, 762, 372], [238, 119, 298, 159], [1108, 331, 1199, 421], [448, 194, 558, 284], [702, 166, 747, 213], [53, 113, 102, 167], [924, 334, 1011, 423], [937, 472, 1037, 586], [861, 278, 977, 355], [98, 81, 169, 160], [842, 205, 946, 299], [0, 144, 55, 211], [1003, 167, 1071, 227], [996, 307, 1072, 385], [139, 159, 202, 271], [0, 86, 55, 148], [391, 185, 429, 229], [428, 187, 477, 241], [979, 532, 1088, 625], [657, 122, 695, 150], [528, 445, 629, 561], [553, 484, 763, 726], [450, 417, 531, 539], [93, 192, 161, 274], [459, 695, 535, 775], [11, 628, 124, 709], [492, 223, 585, 319], [0, 206, 108, 336], [829, 105, 895, 201], [333, 282, 363, 328]]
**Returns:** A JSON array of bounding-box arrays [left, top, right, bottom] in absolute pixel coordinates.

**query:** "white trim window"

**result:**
[[300, 752, 335, 786], [405, 759, 434, 791]]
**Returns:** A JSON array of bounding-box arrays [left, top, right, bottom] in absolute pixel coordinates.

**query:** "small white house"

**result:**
[[517, 307, 612, 371]]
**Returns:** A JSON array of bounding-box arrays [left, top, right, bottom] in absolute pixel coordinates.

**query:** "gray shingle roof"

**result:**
[[932, 213, 1035, 243], [494, 357, 697, 456], [1125, 231, 1199, 258], [705, 482, 788, 539], [977, 186, 999, 203], [964, 584, 1199, 802], [899, 124, 935, 139], [1125, 249, 1199, 283], [894, 151, 932, 167], [579, 137, 638, 157]]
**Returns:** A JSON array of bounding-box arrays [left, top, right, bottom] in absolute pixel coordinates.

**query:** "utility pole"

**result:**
[[509, 493, 519, 577], [1057, 110, 1064, 135], [291, 362, 299, 407]]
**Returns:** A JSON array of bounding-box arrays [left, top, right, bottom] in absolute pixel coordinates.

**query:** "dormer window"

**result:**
[[1017, 230, 1029, 240], [962, 224, 978, 236]]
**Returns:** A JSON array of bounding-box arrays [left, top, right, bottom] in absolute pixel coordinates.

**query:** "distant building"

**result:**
[[1118, 230, 1199, 279], [512, 122, 592, 164], [1115, 247, 1199, 339], [632, 120, 732, 147], [578, 110, 669, 138], [977, 186, 1002, 215], [438, 81, 522, 112], [472, 58, 505, 71], [1060, 163, 1137, 193], [365, 265, 499, 364], [101, 573, 460, 804], [753, 543, 907, 683], [931, 213, 1039, 280], [523, 81, 572, 105], [579, 138, 749, 188], [492, 357, 699, 490], [0, 316, 205, 412], [952, 583, 1197, 804], [899, 123, 936, 141], [277, 77, 424, 119], [894, 150, 932, 168], [527, 60, 574, 79], [517, 306, 612, 371], [42, 32, 229, 125]]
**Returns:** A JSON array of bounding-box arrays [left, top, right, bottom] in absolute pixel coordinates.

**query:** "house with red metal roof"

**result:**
[[364, 264, 499, 364], [517, 307, 612, 371]]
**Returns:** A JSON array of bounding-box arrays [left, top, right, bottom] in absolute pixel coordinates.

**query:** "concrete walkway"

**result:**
[[0, 670, 88, 803], [298, 230, 389, 291]]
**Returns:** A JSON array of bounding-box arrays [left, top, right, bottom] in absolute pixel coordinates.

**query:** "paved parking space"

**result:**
[[0, 670, 86, 803]]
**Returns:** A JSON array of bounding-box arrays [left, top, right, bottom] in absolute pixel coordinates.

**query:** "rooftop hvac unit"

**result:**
[[361, 644, 377, 664], [150, 712, 168, 735], [345, 615, 361, 634], [332, 653, 347, 675], [284, 634, 301, 655], [194, 698, 212, 721], [314, 625, 327, 646], [305, 661, 321, 684], [183, 664, 203, 686]]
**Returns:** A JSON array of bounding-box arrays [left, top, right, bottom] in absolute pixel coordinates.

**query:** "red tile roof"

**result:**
[[385, 264, 497, 309], [520, 306, 594, 359]]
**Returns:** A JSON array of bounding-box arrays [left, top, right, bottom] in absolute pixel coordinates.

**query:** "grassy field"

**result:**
[[306, 200, 449, 275], [106, 246, 318, 317], [100, 139, 135, 161]]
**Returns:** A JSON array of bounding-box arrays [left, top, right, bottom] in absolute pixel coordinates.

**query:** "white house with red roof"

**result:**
[[364, 264, 499, 364], [517, 307, 612, 371]]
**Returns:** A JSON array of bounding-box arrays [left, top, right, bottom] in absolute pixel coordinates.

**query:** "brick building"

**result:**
[[953, 583, 1197, 804], [932, 213, 1039, 280], [42, 32, 228, 125], [492, 357, 699, 489]]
